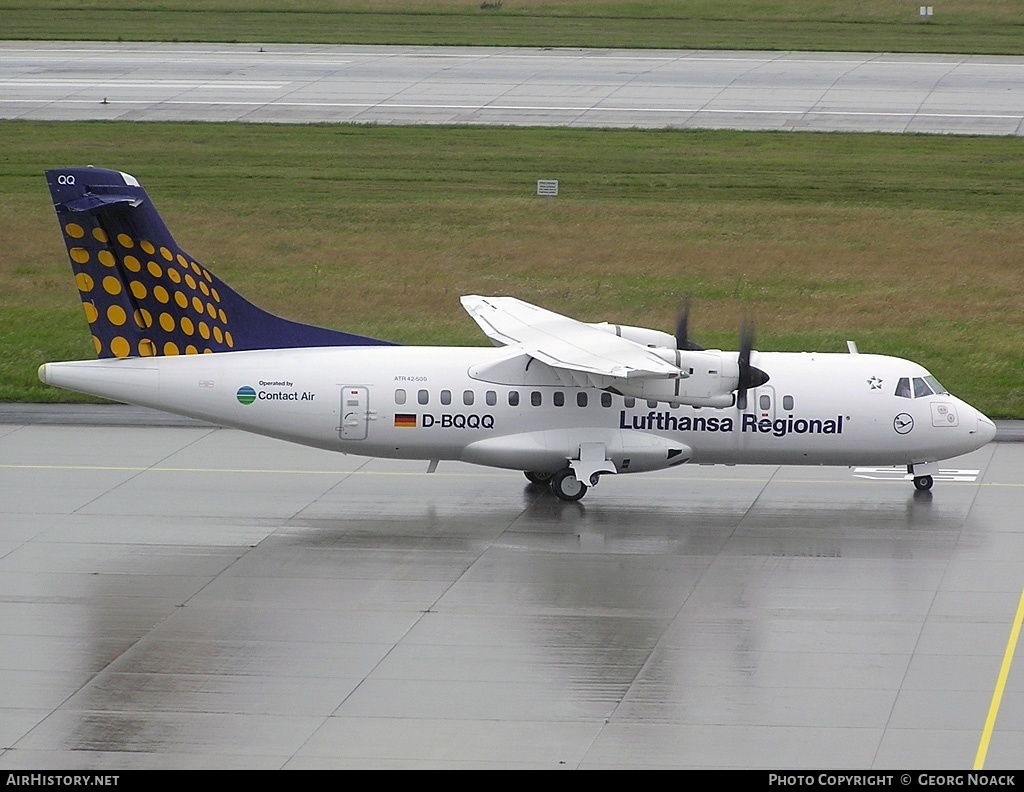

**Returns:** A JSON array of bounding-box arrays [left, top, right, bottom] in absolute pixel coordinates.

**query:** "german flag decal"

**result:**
[[394, 414, 417, 428]]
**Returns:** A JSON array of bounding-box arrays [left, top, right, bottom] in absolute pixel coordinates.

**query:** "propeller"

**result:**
[[674, 295, 704, 351], [736, 317, 769, 411], [672, 296, 768, 408]]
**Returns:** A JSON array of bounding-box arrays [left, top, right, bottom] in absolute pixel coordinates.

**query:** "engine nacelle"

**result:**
[[614, 348, 742, 408], [588, 322, 677, 349], [587, 323, 747, 406]]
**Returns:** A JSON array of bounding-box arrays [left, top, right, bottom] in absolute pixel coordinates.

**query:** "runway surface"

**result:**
[[2, 42, 1024, 134], [0, 411, 1021, 768]]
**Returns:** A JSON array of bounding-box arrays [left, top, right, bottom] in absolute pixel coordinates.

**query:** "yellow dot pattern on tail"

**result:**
[[47, 167, 392, 357], [61, 220, 234, 358]]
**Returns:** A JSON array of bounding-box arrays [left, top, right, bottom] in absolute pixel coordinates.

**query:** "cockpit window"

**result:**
[[897, 375, 950, 399]]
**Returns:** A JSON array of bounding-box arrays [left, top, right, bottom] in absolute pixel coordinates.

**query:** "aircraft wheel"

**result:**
[[913, 475, 934, 491], [551, 468, 587, 502], [524, 471, 553, 485]]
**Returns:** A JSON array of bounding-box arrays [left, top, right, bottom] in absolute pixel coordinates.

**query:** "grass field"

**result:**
[[3, 121, 1021, 417], [3, 1, 1024, 54]]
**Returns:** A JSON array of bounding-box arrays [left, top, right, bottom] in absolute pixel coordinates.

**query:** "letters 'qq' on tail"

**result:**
[[41, 168, 997, 502]]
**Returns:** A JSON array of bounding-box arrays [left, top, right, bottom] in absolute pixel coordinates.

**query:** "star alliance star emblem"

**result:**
[[867, 376, 883, 390]]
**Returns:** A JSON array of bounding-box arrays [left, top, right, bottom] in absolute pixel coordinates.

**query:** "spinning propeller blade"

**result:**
[[736, 318, 769, 410], [674, 295, 704, 351]]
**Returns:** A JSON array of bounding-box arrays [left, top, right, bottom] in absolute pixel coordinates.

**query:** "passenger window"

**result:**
[[624, 397, 635, 408], [577, 392, 588, 408], [782, 395, 794, 411], [395, 388, 406, 405], [554, 391, 565, 407], [463, 390, 475, 406], [417, 389, 429, 405], [440, 389, 452, 406], [531, 391, 542, 407], [895, 378, 912, 398], [601, 393, 612, 408], [508, 391, 520, 407], [647, 399, 658, 408], [485, 390, 496, 406], [913, 377, 933, 398], [759, 394, 771, 411]]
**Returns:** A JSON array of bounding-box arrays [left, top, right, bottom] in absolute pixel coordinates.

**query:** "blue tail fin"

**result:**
[[46, 167, 393, 358]]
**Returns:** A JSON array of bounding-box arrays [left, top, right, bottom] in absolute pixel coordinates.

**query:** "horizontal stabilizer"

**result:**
[[62, 193, 142, 212]]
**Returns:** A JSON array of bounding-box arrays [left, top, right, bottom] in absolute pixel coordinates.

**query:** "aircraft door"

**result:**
[[340, 386, 371, 440], [755, 385, 776, 423]]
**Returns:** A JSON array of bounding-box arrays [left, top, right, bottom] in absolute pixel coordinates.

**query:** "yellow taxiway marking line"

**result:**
[[975, 585, 1024, 770]]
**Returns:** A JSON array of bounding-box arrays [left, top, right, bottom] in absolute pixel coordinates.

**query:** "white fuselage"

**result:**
[[39, 345, 996, 476]]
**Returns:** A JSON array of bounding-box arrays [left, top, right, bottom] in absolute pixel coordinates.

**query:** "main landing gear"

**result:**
[[913, 475, 934, 491], [550, 468, 587, 501], [524, 468, 588, 501]]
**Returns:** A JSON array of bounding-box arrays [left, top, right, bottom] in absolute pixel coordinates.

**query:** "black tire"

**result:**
[[524, 471, 553, 485], [913, 475, 934, 491], [551, 467, 587, 502]]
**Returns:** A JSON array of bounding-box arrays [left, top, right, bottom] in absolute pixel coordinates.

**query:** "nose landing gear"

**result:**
[[908, 463, 937, 491]]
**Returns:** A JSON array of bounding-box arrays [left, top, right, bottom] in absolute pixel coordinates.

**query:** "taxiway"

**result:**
[[0, 413, 1021, 768]]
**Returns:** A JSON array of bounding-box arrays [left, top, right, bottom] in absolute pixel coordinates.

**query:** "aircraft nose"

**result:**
[[975, 413, 997, 445]]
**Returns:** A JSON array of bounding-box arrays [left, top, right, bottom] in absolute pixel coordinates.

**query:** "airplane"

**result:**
[[39, 167, 997, 501]]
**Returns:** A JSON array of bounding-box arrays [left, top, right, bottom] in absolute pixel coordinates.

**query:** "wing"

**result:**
[[460, 296, 681, 381]]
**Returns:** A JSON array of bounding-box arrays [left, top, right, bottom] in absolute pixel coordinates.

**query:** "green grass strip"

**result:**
[[3, 120, 1022, 417], [2, 1, 1024, 55]]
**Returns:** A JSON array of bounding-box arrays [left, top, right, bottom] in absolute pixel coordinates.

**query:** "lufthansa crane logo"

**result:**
[[893, 413, 914, 434]]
